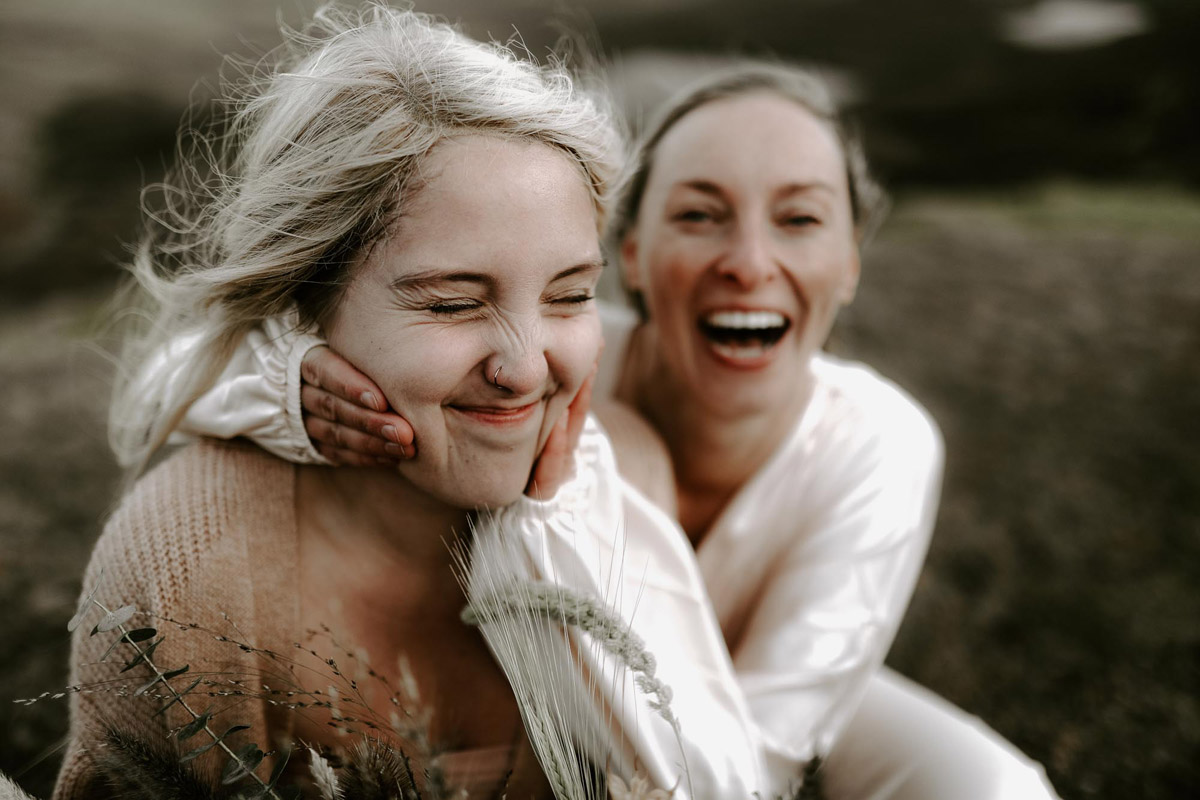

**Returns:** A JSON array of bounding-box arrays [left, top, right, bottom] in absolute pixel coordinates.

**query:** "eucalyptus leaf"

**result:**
[[219, 724, 251, 739], [119, 637, 163, 672], [97, 624, 158, 662], [94, 604, 136, 633], [154, 677, 202, 717], [179, 739, 217, 763], [266, 749, 291, 788], [134, 664, 189, 697], [221, 743, 264, 785], [123, 627, 157, 643], [98, 635, 126, 663], [176, 711, 213, 741], [67, 570, 103, 633]]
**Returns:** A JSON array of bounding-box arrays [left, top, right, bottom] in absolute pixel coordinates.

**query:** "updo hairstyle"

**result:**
[[611, 61, 888, 250]]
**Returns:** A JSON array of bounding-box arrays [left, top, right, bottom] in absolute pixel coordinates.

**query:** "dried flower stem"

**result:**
[[91, 599, 283, 800]]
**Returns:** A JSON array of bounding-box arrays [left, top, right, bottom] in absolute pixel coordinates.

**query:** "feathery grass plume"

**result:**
[[462, 581, 679, 730], [338, 737, 424, 800], [0, 772, 38, 800], [456, 509, 699, 800], [308, 748, 342, 800], [454, 513, 614, 800], [96, 727, 218, 800]]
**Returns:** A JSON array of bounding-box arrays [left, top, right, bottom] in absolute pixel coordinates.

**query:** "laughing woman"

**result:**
[[164, 63, 1062, 798], [56, 7, 770, 799]]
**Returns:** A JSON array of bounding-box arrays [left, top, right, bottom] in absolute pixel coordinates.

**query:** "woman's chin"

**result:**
[[464, 477, 530, 512], [404, 460, 533, 513]]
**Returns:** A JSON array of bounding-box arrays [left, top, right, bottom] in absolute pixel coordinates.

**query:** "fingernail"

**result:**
[[361, 391, 380, 410], [383, 424, 401, 443], [385, 443, 404, 456]]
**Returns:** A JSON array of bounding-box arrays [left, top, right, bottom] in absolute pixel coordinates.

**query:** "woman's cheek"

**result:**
[[556, 312, 603, 389], [372, 328, 476, 412]]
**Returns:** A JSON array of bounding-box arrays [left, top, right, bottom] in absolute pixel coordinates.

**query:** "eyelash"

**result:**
[[552, 292, 594, 306], [426, 300, 483, 315], [674, 209, 721, 224], [425, 293, 594, 315]]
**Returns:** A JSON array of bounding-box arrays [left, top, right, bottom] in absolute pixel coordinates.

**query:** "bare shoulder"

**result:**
[[593, 400, 678, 517]]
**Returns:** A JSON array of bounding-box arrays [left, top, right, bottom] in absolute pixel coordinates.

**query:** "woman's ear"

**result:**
[[839, 248, 861, 305], [619, 234, 642, 292]]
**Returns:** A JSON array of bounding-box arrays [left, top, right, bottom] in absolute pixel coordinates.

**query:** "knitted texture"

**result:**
[[53, 440, 298, 800]]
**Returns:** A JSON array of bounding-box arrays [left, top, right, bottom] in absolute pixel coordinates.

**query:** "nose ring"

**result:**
[[493, 365, 504, 388]]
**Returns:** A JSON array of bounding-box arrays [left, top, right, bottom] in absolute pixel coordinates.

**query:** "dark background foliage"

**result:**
[[1, 1, 1196, 798]]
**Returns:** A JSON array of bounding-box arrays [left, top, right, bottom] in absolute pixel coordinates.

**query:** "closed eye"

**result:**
[[551, 292, 594, 306], [427, 299, 484, 315]]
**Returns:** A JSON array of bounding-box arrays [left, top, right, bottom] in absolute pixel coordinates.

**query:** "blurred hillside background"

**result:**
[[1, 0, 1197, 797]]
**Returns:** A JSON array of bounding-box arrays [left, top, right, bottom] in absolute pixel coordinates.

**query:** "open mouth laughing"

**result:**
[[698, 309, 792, 362]]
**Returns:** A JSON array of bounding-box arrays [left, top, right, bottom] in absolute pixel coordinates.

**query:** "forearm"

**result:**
[[159, 315, 328, 464]]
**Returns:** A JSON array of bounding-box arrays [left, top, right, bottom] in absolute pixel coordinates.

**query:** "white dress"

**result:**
[[161, 301, 1060, 799]]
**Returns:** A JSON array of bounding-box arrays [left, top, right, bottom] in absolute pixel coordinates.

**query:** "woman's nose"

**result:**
[[484, 315, 550, 397], [716, 221, 778, 289]]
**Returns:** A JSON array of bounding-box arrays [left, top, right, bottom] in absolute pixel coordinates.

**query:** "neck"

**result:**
[[621, 323, 814, 542], [301, 465, 474, 573]]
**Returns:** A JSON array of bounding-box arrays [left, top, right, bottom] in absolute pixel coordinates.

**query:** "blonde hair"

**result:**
[[110, 2, 623, 473]]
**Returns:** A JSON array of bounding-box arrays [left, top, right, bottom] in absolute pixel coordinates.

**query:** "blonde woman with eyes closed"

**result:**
[[155, 63, 1061, 798], [57, 7, 772, 799]]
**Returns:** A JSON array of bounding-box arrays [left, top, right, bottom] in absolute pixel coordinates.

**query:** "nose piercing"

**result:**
[[493, 366, 503, 388]]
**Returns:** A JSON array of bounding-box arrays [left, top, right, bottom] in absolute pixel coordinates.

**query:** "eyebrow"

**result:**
[[389, 260, 605, 293], [551, 260, 606, 281], [776, 181, 838, 199], [671, 180, 726, 199], [671, 179, 838, 199]]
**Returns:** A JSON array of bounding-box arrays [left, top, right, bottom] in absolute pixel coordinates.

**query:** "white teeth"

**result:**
[[703, 310, 787, 330], [711, 341, 769, 360]]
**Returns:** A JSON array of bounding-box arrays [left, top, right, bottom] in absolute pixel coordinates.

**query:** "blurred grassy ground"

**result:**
[[1, 184, 1197, 798]]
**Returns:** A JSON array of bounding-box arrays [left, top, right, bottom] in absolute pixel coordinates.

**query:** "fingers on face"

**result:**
[[526, 411, 571, 500], [301, 346, 386, 411], [566, 368, 595, 445], [302, 385, 414, 445], [305, 412, 411, 461]]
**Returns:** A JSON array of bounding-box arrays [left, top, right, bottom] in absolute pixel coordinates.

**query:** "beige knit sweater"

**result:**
[[54, 440, 300, 799]]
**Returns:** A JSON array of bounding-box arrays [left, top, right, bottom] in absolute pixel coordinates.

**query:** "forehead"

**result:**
[[370, 135, 601, 276], [648, 92, 848, 195]]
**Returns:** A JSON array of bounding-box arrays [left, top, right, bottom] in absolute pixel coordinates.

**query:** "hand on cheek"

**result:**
[[525, 362, 596, 500]]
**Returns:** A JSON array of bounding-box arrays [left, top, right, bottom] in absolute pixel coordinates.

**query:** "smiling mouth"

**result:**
[[698, 309, 792, 360], [449, 401, 540, 426]]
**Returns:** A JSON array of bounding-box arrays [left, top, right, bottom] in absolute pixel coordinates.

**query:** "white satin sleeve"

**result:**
[[165, 314, 329, 465], [701, 358, 943, 784], [478, 417, 774, 799]]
